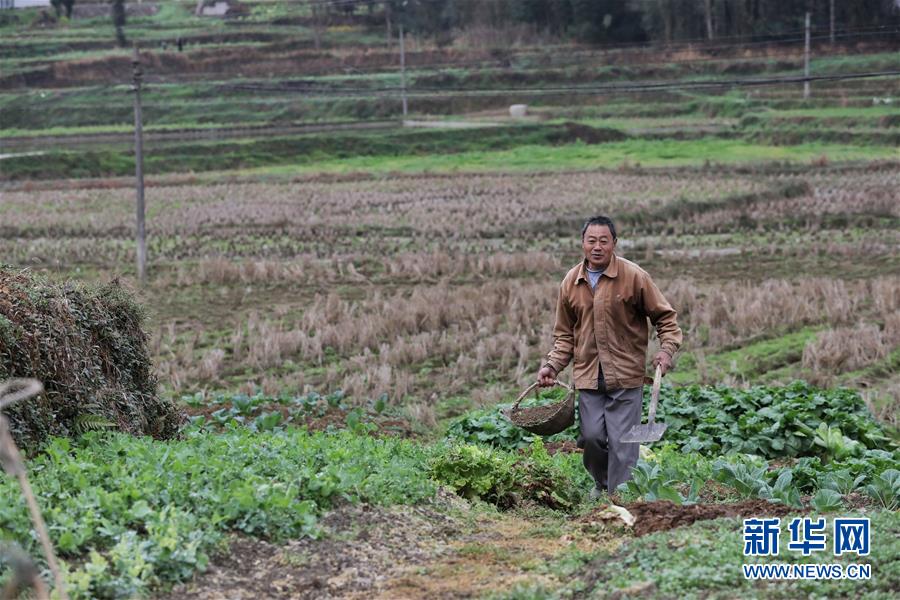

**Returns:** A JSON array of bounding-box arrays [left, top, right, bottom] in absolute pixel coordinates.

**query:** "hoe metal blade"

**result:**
[[620, 421, 667, 443], [620, 365, 668, 444]]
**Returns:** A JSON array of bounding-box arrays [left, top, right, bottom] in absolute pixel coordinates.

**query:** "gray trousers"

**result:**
[[578, 387, 643, 494]]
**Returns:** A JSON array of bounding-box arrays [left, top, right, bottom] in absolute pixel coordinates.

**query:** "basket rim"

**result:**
[[510, 379, 572, 409], [506, 393, 574, 427]]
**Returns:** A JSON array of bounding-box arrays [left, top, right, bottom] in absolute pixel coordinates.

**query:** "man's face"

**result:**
[[582, 224, 616, 270]]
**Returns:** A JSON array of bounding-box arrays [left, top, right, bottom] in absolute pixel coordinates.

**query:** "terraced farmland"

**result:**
[[1, 3, 898, 599]]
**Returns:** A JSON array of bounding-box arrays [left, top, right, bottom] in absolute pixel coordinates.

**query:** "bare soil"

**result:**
[[548, 122, 628, 144], [0, 47, 496, 90], [157, 502, 459, 600], [158, 492, 613, 599], [542, 440, 582, 455], [611, 499, 802, 537]]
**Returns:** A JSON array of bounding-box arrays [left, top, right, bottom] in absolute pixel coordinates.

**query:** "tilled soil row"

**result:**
[[622, 499, 801, 537]]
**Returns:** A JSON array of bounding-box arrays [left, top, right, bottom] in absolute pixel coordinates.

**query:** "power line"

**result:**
[[7, 28, 896, 101], [365, 30, 899, 76], [219, 69, 900, 98], [123, 28, 898, 90]]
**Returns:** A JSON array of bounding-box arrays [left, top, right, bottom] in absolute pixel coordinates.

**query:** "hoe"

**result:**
[[621, 364, 667, 444]]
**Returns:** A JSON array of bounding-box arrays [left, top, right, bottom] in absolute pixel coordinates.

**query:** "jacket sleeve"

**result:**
[[639, 273, 683, 357], [545, 280, 575, 373]]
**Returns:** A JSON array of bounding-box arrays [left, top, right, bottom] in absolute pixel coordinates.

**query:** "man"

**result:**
[[537, 215, 682, 499]]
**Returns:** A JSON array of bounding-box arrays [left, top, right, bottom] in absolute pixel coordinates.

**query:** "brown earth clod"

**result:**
[[604, 499, 803, 537]]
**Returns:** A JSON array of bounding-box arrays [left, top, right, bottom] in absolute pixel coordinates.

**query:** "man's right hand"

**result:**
[[537, 365, 557, 387]]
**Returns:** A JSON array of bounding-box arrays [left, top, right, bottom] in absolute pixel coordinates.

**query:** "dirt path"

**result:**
[[158, 501, 458, 600], [160, 492, 808, 600], [159, 492, 614, 599], [158, 494, 810, 598]]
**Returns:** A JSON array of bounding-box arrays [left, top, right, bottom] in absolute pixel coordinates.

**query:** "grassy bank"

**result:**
[[4, 131, 897, 181]]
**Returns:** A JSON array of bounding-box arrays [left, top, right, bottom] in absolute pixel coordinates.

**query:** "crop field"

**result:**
[[3, 166, 898, 414], [1, 2, 900, 599], [2, 161, 898, 597], [2, 167, 900, 405]]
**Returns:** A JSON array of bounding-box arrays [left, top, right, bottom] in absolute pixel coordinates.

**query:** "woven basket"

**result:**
[[504, 380, 575, 436]]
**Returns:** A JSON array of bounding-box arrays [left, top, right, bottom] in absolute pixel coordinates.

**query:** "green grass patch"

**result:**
[[837, 347, 900, 389], [0, 122, 629, 180], [670, 328, 822, 385], [812, 51, 900, 74], [8, 129, 885, 182], [590, 511, 899, 599], [747, 106, 900, 120], [245, 138, 899, 177]]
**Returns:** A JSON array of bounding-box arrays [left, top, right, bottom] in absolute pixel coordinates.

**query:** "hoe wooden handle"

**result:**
[[647, 364, 662, 424]]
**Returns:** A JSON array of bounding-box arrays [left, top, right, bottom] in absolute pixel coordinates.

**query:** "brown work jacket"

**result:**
[[545, 254, 682, 391]]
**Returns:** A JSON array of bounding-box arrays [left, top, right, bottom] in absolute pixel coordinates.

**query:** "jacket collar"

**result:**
[[576, 253, 619, 284]]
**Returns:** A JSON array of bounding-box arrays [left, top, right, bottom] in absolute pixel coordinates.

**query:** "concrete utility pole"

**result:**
[[311, 1, 322, 50], [803, 12, 811, 100], [704, 0, 714, 41], [131, 46, 147, 284], [399, 24, 408, 119], [385, 2, 393, 49], [830, 0, 836, 45]]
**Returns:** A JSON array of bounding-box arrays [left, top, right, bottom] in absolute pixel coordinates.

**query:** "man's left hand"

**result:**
[[653, 351, 673, 376]]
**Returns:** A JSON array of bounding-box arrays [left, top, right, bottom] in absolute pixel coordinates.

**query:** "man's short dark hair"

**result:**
[[581, 216, 617, 240]]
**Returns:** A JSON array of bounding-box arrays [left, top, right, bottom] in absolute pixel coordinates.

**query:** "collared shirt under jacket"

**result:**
[[545, 254, 683, 391]]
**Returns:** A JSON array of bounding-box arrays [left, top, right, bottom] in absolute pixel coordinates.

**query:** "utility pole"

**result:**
[[704, 0, 714, 41], [311, 1, 322, 51], [131, 46, 147, 284], [830, 0, 835, 45], [803, 12, 811, 100], [399, 24, 408, 119], [385, 1, 393, 49]]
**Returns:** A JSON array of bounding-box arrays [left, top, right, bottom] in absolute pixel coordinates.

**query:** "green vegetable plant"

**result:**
[[231, 393, 261, 417], [711, 457, 771, 497], [619, 461, 680, 503], [0, 428, 437, 599], [759, 469, 803, 508], [428, 443, 517, 505], [251, 411, 283, 432], [449, 383, 897, 471], [787, 456, 824, 492], [803, 422, 864, 463], [513, 440, 586, 510], [864, 469, 900, 510], [818, 469, 866, 496], [656, 382, 892, 459], [427, 440, 587, 510], [809, 489, 844, 512], [710, 457, 802, 507]]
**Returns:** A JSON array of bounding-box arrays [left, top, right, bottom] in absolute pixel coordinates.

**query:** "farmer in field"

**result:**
[[537, 215, 682, 500]]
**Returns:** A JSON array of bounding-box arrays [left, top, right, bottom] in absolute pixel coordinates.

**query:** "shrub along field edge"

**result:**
[[0, 265, 180, 448]]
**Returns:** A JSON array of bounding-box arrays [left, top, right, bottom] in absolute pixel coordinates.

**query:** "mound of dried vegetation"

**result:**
[[0, 266, 179, 447]]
